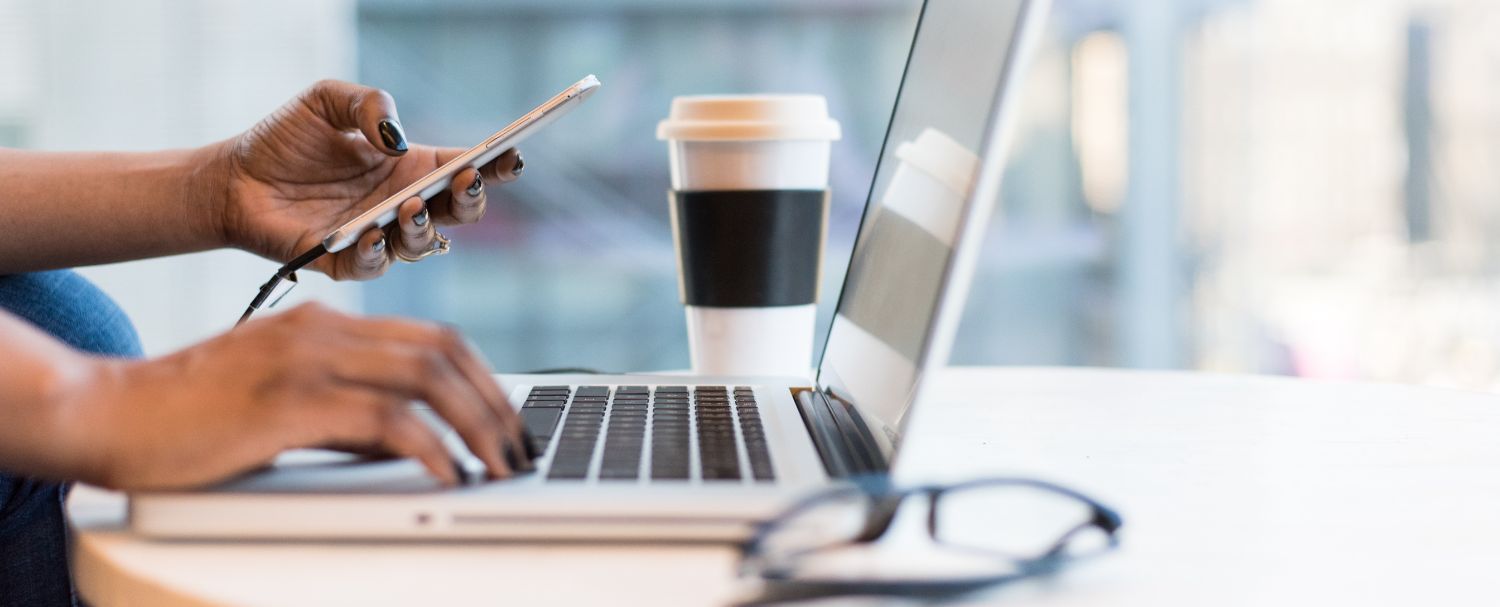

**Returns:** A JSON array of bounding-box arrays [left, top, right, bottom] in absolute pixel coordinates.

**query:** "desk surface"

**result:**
[[70, 367, 1500, 606]]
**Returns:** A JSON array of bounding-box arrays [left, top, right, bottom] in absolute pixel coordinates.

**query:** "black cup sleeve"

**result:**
[[670, 189, 828, 307]]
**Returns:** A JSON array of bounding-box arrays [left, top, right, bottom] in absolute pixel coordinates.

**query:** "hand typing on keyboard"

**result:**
[[6, 302, 533, 490]]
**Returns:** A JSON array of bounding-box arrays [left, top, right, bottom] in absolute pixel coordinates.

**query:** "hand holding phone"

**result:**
[[235, 74, 602, 325], [322, 74, 601, 253]]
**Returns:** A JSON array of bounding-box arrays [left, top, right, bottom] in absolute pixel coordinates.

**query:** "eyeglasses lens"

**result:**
[[932, 485, 1110, 559], [758, 490, 872, 564]]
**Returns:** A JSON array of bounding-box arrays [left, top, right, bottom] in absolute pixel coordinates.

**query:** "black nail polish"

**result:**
[[511, 154, 524, 177], [413, 207, 429, 227], [371, 235, 386, 253], [500, 441, 524, 473], [466, 173, 484, 197], [520, 428, 540, 462], [377, 119, 408, 154]]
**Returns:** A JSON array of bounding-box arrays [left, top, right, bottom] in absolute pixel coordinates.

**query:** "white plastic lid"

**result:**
[[894, 128, 980, 196], [657, 94, 842, 142]]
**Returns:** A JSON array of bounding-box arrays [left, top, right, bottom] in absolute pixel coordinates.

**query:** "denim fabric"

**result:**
[[0, 270, 142, 607]]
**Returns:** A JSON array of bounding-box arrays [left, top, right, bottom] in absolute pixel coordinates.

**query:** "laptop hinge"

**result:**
[[792, 389, 888, 478]]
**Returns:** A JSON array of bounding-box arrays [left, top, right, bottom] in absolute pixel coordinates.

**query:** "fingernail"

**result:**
[[378, 119, 408, 154], [502, 442, 523, 472], [466, 173, 483, 197], [520, 428, 540, 462], [412, 207, 429, 227], [511, 154, 524, 177], [371, 235, 386, 254]]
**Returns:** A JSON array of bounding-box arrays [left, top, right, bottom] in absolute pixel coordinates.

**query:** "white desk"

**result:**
[[69, 367, 1500, 605]]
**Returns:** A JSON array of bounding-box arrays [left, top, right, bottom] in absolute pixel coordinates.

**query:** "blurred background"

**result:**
[[3, 0, 1500, 390]]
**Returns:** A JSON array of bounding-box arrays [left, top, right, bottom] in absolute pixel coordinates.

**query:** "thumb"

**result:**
[[304, 79, 408, 157]]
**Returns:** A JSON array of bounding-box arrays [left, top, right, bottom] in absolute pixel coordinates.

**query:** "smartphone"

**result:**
[[320, 74, 602, 253]]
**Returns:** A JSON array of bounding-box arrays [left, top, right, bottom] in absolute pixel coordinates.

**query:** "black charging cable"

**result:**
[[236, 244, 329, 326]]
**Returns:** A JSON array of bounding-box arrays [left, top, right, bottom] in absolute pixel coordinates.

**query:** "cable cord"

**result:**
[[235, 244, 328, 326]]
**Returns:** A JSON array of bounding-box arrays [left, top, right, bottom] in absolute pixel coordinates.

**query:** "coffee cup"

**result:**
[[657, 95, 841, 376]]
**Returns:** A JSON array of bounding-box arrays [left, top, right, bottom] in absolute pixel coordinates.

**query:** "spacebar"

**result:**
[[519, 407, 563, 442]]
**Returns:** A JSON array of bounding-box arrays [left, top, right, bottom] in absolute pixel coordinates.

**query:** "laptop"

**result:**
[[130, 0, 1051, 541]]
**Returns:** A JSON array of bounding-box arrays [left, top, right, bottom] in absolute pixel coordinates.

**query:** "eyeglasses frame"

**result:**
[[734, 475, 1122, 604]]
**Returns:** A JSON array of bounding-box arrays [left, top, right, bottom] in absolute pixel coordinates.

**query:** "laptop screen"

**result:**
[[816, 0, 1037, 457]]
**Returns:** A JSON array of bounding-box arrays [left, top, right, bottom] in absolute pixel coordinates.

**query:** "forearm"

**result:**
[[0, 143, 231, 273], [0, 311, 114, 484]]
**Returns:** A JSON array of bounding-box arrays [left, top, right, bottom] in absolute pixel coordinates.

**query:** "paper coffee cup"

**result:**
[[658, 95, 841, 376]]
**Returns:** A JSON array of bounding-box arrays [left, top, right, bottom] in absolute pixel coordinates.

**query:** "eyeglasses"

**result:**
[[734, 476, 1122, 605]]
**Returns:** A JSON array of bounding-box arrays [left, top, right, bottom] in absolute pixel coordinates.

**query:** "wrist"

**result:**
[[33, 356, 126, 487], [189, 138, 239, 250]]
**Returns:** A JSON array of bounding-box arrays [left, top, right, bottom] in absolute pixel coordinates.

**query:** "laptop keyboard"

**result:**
[[519, 385, 774, 483]]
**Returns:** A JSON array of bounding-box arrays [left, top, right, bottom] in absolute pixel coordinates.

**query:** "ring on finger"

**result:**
[[394, 231, 451, 263]]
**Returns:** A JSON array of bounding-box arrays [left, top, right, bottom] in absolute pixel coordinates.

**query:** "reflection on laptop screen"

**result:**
[[816, 0, 1031, 453]]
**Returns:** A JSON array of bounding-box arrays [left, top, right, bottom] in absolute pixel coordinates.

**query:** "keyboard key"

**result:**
[[523, 400, 566, 409], [519, 407, 563, 443], [548, 468, 589, 480], [575, 386, 610, 398], [701, 459, 741, 480]]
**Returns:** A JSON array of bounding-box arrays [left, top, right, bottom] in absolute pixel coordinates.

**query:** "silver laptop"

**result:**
[[130, 0, 1050, 541]]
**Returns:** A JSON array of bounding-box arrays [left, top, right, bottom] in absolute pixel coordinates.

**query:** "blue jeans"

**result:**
[[0, 271, 141, 607]]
